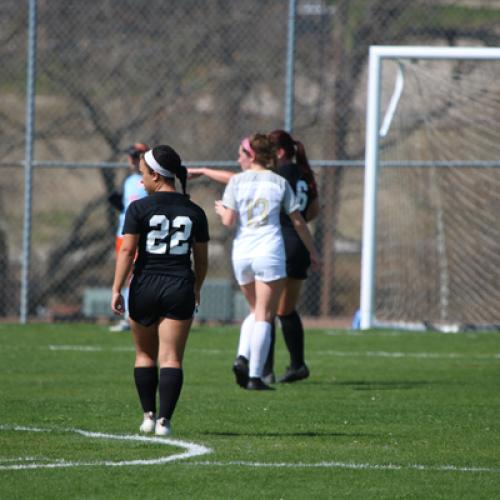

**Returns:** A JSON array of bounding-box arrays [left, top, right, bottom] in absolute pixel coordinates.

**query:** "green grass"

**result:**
[[0, 323, 499, 499]]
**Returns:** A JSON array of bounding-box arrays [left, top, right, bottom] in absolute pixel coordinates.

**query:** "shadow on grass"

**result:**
[[202, 431, 378, 437], [333, 380, 437, 390], [270, 379, 448, 390]]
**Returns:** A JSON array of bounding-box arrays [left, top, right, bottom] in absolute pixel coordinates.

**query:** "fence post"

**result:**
[[284, 0, 296, 132], [20, 0, 38, 324]]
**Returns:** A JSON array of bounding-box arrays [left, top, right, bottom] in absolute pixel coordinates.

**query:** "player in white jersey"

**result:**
[[188, 131, 319, 384], [109, 143, 148, 332], [216, 134, 319, 390]]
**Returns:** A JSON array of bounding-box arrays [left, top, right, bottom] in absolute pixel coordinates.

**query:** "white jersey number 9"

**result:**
[[147, 215, 193, 255]]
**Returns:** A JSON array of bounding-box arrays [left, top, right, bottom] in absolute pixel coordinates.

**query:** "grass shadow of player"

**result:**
[[333, 380, 440, 390], [202, 430, 379, 438]]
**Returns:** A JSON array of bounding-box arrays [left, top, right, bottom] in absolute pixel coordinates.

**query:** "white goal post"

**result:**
[[361, 45, 500, 331]]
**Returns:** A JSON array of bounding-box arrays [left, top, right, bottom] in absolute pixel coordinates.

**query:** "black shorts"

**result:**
[[128, 273, 195, 326], [283, 230, 311, 280]]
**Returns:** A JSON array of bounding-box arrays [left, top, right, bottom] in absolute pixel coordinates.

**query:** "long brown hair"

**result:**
[[268, 129, 317, 198], [248, 133, 277, 170]]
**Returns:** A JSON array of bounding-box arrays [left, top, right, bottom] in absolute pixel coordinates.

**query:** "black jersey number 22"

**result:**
[[146, 215, 193, 255]]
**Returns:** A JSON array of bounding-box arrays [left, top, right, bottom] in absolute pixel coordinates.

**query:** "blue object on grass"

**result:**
[[351, 309, 361, 330]]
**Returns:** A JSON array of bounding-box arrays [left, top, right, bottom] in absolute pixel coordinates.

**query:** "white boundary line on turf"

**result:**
[[187, 460, 500, 473], [49, 345, 103, 351], [45, 345, 500, 360], [0, 425, 212, 470], [2, 425, 498, 474], [317, 350, 500, 360], [48, 345, 133, 352]]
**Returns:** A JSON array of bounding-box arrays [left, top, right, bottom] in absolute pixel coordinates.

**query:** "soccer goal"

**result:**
[[360, 45, 500, 331]]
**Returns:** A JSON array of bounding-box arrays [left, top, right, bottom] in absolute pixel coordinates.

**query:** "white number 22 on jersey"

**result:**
[[146, 215, 193, 255]]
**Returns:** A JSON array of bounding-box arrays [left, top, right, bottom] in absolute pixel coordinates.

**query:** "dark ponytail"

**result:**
[[151, 145, 189, 196], [268, 129, 317, 199], [171, 163, 188, 196], [293, 139, 317, 199]]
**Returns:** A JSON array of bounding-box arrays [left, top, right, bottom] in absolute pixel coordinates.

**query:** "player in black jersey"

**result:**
[[266, 129, 319, 383], [188, 130, 319, 384], [111, 145, 209, 436]]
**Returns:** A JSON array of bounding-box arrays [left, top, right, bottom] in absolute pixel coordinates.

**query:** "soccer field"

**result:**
[[1, 323, 499, 498]]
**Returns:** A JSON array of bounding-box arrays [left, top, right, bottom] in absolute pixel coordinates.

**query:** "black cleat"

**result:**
[[278, 364, 310, 383], [246, 377, 275, 391], [232, 356, 249, 388]]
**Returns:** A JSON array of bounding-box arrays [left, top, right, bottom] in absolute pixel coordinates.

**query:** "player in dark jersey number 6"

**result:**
[[111, 145, 209, 436], [265, 129, 319, 383]]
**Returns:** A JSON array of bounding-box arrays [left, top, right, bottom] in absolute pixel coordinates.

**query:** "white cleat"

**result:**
[[155, 417, 172, 436], [139, 412, 156, 433]]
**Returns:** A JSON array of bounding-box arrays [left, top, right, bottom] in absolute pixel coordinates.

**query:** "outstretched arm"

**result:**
[[187, 168, 235, 185]]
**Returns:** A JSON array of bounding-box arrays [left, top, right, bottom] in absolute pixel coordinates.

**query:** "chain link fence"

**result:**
[[2, 0, 500, 324]]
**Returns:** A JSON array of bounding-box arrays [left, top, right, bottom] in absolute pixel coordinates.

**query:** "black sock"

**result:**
[[279, 310, 305, 369], [263, 320, 275, 375], [159, 367, 183, 421], [134, 367, 158, 414]]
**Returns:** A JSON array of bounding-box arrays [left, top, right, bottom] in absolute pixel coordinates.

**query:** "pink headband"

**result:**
[[241, 137, 254, 157]]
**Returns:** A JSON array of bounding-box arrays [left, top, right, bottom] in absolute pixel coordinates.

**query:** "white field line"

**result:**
[[48, 345, 133, 352], [325, 330, 500, 337], [324, 331, 418, 337], [2, 425, 498, 474], [46, 345, 500, 360], [0, 425, 212, 470], [317, 350, 500, 360], [187, 460, 500, 473], [0, 456, 58, 463], [49, 345, 102, 351]]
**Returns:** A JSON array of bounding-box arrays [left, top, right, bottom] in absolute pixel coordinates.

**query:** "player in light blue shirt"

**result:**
[[109, 143, 148, 331]]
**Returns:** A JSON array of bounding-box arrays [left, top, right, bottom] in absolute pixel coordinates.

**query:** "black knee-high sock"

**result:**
[[263, 320, 275, 375], [159, 367, 183, 420], [134, 367, 158, 414], [279, 310, 305, 369]]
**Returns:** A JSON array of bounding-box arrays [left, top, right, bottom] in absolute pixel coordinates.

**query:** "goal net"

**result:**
[[361, 46, 500, 331]]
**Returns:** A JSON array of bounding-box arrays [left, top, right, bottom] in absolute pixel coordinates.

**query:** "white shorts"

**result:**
[[232, 256, 286, 286]]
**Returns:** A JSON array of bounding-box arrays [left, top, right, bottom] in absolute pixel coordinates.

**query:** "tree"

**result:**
[[3, 0, 500, 317], [311, 0, 500, 316]]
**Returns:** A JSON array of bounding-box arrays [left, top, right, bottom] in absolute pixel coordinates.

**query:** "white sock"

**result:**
[[237, 313, 254, 360], [249, 321, 271, 378]]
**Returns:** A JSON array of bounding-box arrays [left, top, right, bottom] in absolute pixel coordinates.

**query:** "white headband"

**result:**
[[144, 149, 175, 179]]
